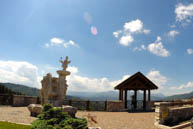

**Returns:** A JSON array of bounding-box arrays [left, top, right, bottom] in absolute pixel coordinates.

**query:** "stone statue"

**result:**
[[59, 56, 71, 71], [40, 56, 71, 107]]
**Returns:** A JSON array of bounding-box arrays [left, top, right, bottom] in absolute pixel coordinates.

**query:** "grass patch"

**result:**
[[0, 121, 31, 129]]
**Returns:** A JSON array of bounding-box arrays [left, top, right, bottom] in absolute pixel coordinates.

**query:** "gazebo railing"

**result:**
[[127, 100, 152, 110]]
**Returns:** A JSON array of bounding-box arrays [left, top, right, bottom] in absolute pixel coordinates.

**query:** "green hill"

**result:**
[[0, 82, 81, 100], [0, 83, 40, 96], [0, 83, 23, 95], [163, 91, 193, 101]]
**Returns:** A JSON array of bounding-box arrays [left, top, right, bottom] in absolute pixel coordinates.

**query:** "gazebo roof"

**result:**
[[114, 72, 158, 90]]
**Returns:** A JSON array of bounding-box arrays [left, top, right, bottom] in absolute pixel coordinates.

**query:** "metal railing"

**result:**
[[64, 99, 107, 111]]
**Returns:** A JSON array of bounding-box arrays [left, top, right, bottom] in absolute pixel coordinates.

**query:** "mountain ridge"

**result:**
[[0, 82, 168, 101], [2, 82, 193, 101]]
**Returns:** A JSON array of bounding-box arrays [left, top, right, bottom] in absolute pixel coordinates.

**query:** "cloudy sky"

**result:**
[[0, 0, 193, 96]]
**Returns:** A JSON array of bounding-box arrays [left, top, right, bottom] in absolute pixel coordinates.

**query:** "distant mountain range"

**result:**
[[0, 82, 40, 96], [1, 82, 193, 101], [163, 91, 193, 100], [0, 83, 79, 100], [68, 91, 165, 101]]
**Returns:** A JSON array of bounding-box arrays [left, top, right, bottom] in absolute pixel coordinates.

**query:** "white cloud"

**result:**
[[187, 82, 193, 87], [141, 44, 146, 50], [66, 66, 130, 92], [0, 60, 41, 88], [175, 3, 193, 22], [146, 70, 168, 89], [0, 59, 131, 93], [133, 44, 146, 51], [170, 82, 193, 90], [143, 29, 151, 34], [147, 36, 170, 57], [113, 30, 122, 38], [113, 19, 150, 46], [119, 35, 134, 46], [187, 48, 193, 54], [45, 37, 78, 48], [156, 36, 162, 42], [67, 66, 78, 74], [124, 19, 143, 33], [110, 75, 130, 87], [51, 38, 64, 44], [168, 30, 179, 38]]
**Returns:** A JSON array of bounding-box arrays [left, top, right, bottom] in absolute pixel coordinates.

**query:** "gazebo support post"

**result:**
[[143, 90, 146, 110], [148, 89, 151, 102], [124, 90, 128, 109], [119, 89, 123, 100], [148, 89, 151, 110], [134, 90, 137, 109]]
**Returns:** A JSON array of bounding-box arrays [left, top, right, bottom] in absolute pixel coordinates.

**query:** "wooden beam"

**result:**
[[143, 90, 146, 110], [124, 90, 128, 108]]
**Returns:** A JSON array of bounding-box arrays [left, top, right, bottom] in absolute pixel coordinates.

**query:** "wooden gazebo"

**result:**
[[114, 72, 158, 110]]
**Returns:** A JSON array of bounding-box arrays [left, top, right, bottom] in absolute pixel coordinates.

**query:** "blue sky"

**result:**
[[0, 0, 193, 95]]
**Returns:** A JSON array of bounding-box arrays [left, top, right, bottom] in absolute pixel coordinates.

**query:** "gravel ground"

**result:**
[[0, 106, 191, 129]]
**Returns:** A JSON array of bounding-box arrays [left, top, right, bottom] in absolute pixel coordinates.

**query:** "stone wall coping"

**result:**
[[169, 105, 193, 110], [13, 95, 38, 98], [154, 102, 170, 106], [154, 101, 193, 107], [107, 100, 123, 103]]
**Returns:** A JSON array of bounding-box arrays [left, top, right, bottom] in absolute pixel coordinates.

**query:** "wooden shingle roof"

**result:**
[[114, 72, 158, 90]]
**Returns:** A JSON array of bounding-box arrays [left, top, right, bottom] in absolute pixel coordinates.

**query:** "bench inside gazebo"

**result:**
[[114, 72, 158, 111]]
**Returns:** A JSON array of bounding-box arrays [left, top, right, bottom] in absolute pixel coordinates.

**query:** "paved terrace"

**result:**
[[0, 106, 191, 129]]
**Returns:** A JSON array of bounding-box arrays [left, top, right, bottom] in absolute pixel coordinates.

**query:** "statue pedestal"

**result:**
[[57, 70, 70, 76]]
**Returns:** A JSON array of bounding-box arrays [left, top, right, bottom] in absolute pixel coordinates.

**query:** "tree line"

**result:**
[[0, 84, 23, 95]]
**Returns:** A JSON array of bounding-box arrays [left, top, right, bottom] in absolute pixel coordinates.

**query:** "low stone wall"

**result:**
[[12, 95, 39, 107], [0, 94, 13, 105], [155, 101, 193, 125], [106, 100, 124, 112]]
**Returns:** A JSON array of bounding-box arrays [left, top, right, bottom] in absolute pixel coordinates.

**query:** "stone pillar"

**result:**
[[124, 90, 128, 109], [143, 90, 146, 110], [57, 74, 67, 106], [154, 102, 169, 125]]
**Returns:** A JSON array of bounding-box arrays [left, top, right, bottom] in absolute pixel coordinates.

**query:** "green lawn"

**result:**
[[0, 121, 31, 129]]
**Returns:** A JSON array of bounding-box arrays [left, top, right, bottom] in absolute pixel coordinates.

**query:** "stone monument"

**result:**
[[29, 56, 77, 117], [40, 56, 71, 107]]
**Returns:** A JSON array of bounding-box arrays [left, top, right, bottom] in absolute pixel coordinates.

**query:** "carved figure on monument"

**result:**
[[59, 56, 71, 71], [40, 56, 71, 107]]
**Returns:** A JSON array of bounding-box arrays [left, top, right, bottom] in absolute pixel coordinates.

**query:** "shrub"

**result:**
[[31, 104, 88, 129]]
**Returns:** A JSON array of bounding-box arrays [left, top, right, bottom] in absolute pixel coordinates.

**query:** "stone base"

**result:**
[[28, 104, 42, 117], [106, 100, 124, 112], [28, 104, 77, 118], [62, 105, 77, 118], [48, 100, 64, 107]]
